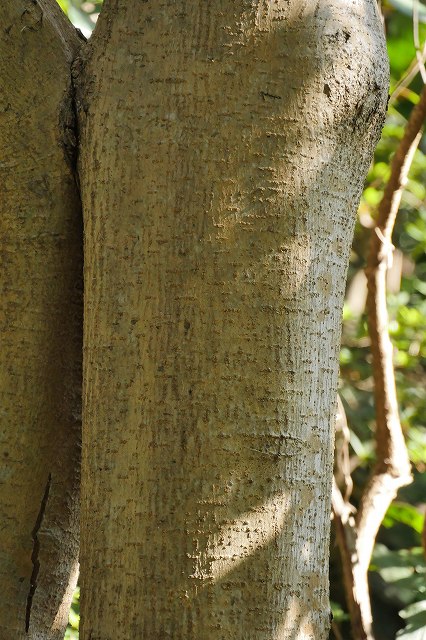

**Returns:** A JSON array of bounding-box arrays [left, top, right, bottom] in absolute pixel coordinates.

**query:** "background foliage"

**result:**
[[57, 0, 101, 37], [333, 1, 426, 638], [57, 1, 426, 637]]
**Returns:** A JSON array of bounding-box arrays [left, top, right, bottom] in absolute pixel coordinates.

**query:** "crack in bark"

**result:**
[[60, 43, 86, 195], [25, 473, 52, 633], [60, 77, 80, 191], [260, 90, 282, 100]]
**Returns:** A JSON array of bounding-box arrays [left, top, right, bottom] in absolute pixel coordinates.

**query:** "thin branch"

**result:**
[[334, 395, 353, 503], [390, 45, 426, 105], [333, 395, 373, 638], [413, 0, 426, 84], [350, 79, 426, 636], [331, 620, 344, 640], [333, 83, 426, 640], [332, 480, 371, 640]]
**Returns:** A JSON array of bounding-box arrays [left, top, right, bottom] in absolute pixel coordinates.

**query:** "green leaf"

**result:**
[[407, 427, 426, 463], [330, 600, 350, 622], [364, 186, 383, 206], [371, 545, 426, 607], [68, 6, 95, 35], [397, 604, 426, 639], [400, 601, 426, 620], [56, 0, 69, 14], [382, 503, 425, 534]]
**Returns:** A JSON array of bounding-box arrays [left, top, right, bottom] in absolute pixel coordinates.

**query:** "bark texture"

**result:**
[[76, 1, 388, 638], [0, 1, 82, 638]]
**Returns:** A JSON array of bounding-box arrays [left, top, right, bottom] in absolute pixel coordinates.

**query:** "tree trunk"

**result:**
[[76, 1, 388, 638], [0, 2, 82, 638]]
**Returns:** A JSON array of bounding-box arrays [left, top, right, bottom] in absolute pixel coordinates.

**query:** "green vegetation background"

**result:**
[[57, 1, 426, 638]]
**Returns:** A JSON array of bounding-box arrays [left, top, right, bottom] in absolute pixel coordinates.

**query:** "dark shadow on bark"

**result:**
[[78, 1, 388, 637]]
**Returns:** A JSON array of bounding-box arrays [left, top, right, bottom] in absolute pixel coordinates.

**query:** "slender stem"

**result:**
[[333, 84, 426, 640], [359, 86, 426, 543], [331, 620, 344, 640], [332, 481, 371, 640], [353, 82, 426, 635]]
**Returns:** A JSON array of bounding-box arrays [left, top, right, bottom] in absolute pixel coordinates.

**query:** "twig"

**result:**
[[332, 480, 370, 640], [413, 0, 426, 84], [390, 44, 426, 105]]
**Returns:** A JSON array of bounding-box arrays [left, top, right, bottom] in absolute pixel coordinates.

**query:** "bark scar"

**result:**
[[260, 90, 282, 101], [25, 473, 52, 632]]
